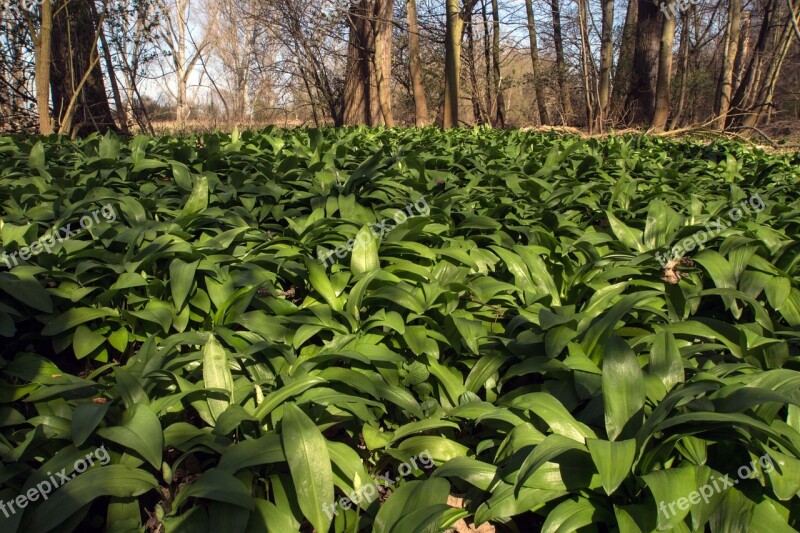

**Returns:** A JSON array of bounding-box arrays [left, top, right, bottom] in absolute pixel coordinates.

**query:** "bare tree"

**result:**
[[159, 0, 214, 125]]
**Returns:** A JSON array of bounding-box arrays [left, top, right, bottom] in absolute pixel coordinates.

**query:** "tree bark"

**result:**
[[627, 0, 662, 126], [669, 10, 691, 129], [465, 9, 488, 124], [612, 0, 639, 116], [490, 0, 505, 127], [550, 0, 572, 124], [34, 0, 54, 134], [443, 0, 464, 127], [713, 0, 742, 129], [481, 0, 492, 120], [372, 0, 394, 126], [524, 0, 549, 124], [577, 0, 595, 129], [598, 0, 614, 129], [728, 0, 776, 127], [344, 0, 377, 125], [651, 4, 676, 130], [731, 0, 797, 130], [50, 0, 118, 136], [406, 0, 430, 125]]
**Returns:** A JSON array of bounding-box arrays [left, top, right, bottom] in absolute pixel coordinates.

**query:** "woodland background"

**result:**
[[0, 0, 798, 137]]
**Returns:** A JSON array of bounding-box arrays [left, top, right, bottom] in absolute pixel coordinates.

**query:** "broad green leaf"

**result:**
[[280, 402, 334, 533], [603, 336, 645, 440], [586, 438, 637, 495], [350, 226, 379, 275], [203, 334, 234, 421], [27, 466, 158, 532], [97, 404, 163, 469]]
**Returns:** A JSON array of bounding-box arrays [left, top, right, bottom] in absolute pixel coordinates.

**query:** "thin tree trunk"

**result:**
[[35, 0, 54, 134], [577, 0, 594, 129], [669, 10, 691, 129], [481, 0, 493, 121], [732, 10, 752, 97], [713, 0, 742, 129], [490, 0, 505, 127], [550, 0, 572, 124], [524, 0, 550, 124], [443, 0, 464, 127], [733, 2, 797, 130], [598, 0, 614, 129], [728, 0, 776, 127], [466, 9, 487, 124], [91, 0, 129, 135], [406, 0, 430, 125], [652, 5, 677, 130]]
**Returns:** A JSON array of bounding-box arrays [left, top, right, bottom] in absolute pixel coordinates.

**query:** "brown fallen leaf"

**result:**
[[446, 494, 495, 533], [661, 257, 694, 284]]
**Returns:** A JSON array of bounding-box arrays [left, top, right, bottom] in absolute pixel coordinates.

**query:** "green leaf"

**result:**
[[218, 434, 285, 472], [542, 496, 599, 533], [649, 330, 684, 392], [350, 226, 379, 275], [305, 257, 343, 311], [586, 438, 636, 495], [172, 468, 255, 511], [602, 336, 645, 440], [97, 404, 163, 469], [42, 308, 119, 336], [373, 478, 451, 533], [280, 402, 334, 533], [72, 401, 110, 446], [203, 334, 234, 422], [179, 174, 209, 219], [170, 258, 199, 311], [27, 466, 158, 532]]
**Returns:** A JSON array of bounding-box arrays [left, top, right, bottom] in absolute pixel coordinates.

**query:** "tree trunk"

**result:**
[[732, 10, 751, 95], [651, 5, 676, 130], [443, 0, 464, 127], [34, 0, 54, 134], [550, 0, 572, 124], [728, 0, 776, 127], [466, 9, 488, 124], [344, 0, 377, 125], [669, 11, 691, 130], [490, 0, 505, 127], [50, 0, 118, 136], [481, 0, 493, 120], [713, 0, 742, 129], [524, 0, 550, 124], [577, 0, 595, 129], [612, 0, 638, 116], [372, 0, 394, 126], [406, 0, 430, 125], [731, 1, 797, 130], [627, 0, 662, 126], [598, 0, 614, 129]]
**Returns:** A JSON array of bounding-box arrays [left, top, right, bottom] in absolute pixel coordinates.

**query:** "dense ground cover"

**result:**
[[0, 127, 799, 532]]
